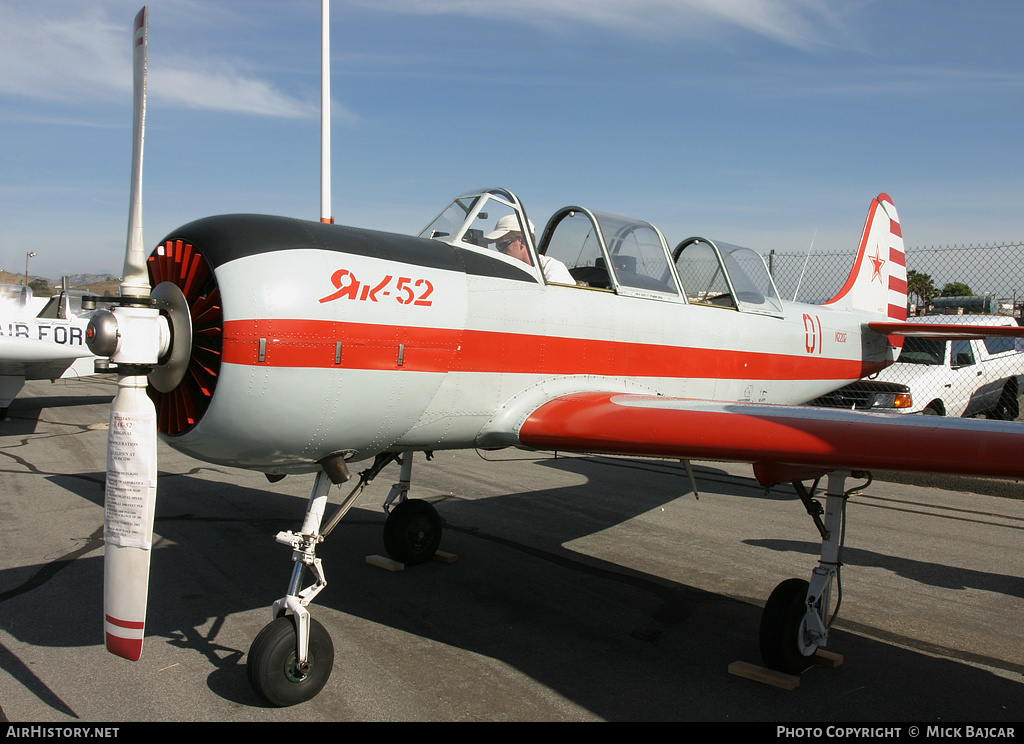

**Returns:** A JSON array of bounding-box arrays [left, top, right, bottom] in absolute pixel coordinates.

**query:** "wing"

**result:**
[[0, 336, 95, 380], [868, 321, 1024, 339], [514, 392, 1024, 484]]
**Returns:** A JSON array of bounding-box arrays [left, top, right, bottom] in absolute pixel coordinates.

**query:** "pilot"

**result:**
[[485, 214, 575, 284]]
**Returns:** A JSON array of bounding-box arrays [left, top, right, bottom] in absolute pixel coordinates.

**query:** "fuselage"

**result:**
[[148, 210, 896, 474]]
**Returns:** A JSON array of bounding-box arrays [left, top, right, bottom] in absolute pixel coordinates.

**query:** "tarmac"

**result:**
[[1, 375, 1023, 722]]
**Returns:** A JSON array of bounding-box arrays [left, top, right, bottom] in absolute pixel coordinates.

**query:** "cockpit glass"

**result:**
[[594, 212, 678, 295], [719, 243, 783, 315], [544, 211, 603, 271], [675, 241, 733, 306], [674, 239, 783, 315], [417, 190, 542, 278], [419, 196, 478, 242], [419, 192, 527, 252]]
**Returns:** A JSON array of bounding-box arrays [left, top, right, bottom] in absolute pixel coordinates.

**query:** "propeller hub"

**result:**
[[86, 310, 120, 357]]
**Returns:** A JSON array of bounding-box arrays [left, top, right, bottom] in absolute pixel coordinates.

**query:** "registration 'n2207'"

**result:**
[[318, 269, 434, 306]]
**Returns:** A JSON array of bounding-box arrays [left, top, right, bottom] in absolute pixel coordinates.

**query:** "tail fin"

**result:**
[[822, 194, 906, 320]]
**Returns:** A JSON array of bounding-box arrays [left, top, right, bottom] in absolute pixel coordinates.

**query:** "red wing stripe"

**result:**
[[221, 319, 881, 381]]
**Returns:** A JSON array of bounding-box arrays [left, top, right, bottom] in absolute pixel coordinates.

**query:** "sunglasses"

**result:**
[[497, 235, 522, 252]]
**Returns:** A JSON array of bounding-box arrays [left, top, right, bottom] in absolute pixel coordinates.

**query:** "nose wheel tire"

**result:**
[[383, 498, 442, 565], [759, 578, 816, 675], [247, 616, 334, 707]]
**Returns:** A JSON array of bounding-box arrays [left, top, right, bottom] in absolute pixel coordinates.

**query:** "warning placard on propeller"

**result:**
[[104, 409, 157, 549]]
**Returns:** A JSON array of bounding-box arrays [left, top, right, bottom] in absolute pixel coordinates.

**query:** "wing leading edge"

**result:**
[[517, 392, 1024, 484], [867, 321, 1024, 340]]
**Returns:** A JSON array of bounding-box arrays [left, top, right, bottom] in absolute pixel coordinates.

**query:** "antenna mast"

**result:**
[[320, 0, 332, 223]]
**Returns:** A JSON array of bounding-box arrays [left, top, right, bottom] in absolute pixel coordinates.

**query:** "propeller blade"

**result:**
[[122, 6, 150, 300], [102, 6, 161, 661], [103, 375, 158, 660]]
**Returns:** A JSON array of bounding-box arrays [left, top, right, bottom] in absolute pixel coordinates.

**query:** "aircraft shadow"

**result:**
[[2, 386, 114, 437], [745, 538, 1024, 599], [2, 457, 1022, 720]]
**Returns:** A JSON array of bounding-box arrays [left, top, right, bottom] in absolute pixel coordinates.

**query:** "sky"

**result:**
[[1, 0, 1023, 279]]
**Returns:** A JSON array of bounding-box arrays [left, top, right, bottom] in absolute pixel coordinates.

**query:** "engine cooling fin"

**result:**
[[147, 239, 223, 435]]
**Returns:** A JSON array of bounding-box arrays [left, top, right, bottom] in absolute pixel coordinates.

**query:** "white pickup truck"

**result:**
[[807, 315, 1024, 419], [871, 315, 1023, 419]]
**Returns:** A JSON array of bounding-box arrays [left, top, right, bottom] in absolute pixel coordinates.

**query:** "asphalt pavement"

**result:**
[[1, 376, 1022, 722]]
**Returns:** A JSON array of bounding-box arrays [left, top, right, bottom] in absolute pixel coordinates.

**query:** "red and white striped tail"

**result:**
[[823, 194, 906, 321]]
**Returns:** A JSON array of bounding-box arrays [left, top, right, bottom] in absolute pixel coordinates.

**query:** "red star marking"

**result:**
[[869, 246, 885, 283]]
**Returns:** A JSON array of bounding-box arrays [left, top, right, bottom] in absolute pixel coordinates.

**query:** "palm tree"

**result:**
[[907, 269, 936, 310]]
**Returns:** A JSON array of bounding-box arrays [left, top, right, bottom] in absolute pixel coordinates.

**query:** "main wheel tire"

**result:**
[[247, 616, 334, 707], [383, 498, 442, 565], [759, 578, 815, 675]]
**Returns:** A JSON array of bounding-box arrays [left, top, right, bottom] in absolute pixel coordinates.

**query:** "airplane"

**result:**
[[83, 6, 1024, 707], [0, 279, 104, 420]]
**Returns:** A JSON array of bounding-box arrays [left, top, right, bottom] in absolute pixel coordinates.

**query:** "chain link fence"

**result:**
[[768, 242, 1024, 420]]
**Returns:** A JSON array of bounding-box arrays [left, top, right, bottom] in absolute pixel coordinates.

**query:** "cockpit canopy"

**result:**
[[672, 238, 783, 316], [418, 188, 537, 269], [419, 187, 783, 315], [539, 206, 680, 298]]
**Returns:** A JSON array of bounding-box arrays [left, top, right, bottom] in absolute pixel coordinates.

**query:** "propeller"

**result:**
[[88, 6, 169, 661]]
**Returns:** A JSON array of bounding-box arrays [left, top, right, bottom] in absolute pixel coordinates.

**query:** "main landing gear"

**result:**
[[247, 451, 442, 707], [758, 470, 864, 675]]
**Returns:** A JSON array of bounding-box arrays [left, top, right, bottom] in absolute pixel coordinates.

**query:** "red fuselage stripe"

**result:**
[[221, 319, 882, 381]]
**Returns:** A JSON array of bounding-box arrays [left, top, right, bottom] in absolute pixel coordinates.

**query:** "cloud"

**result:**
[[0, 1, 315, 117], [154, 65, 317, 118], [352, 0, 846, 49]]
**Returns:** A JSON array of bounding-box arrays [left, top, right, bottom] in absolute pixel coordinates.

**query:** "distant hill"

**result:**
[[0, 270, 119, 296], [66, 273, 120, 288]]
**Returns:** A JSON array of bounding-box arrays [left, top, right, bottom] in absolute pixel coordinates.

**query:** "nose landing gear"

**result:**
[[247, 451, 443, 706]]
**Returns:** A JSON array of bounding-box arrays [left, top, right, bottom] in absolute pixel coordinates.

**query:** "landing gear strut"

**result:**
[[758, 470, 862, 675], [381, 453, 442, 564], [247, 451, 442, 706]]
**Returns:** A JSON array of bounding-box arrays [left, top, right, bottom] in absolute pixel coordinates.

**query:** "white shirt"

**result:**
[[539, 254, 575, 284]]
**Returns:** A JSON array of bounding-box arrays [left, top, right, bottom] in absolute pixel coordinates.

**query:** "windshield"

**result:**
[[418, 189, 529, 251], [0, 284, 33, 309], [419, 195, 477, 242], [898, 337, 946, 365]]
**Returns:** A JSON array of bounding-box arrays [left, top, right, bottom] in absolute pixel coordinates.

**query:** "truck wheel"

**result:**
[[989, 384, 1019, 421]]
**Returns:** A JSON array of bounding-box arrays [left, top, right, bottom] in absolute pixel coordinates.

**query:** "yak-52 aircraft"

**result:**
[[84, 6, 1024, 707], [0, 280, 102, 420]]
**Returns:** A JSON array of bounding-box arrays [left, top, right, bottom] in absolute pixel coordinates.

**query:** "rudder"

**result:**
[[822, 194, 906, 320]]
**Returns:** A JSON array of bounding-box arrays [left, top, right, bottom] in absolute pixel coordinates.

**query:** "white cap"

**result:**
[[484, 214, 535, 241]]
